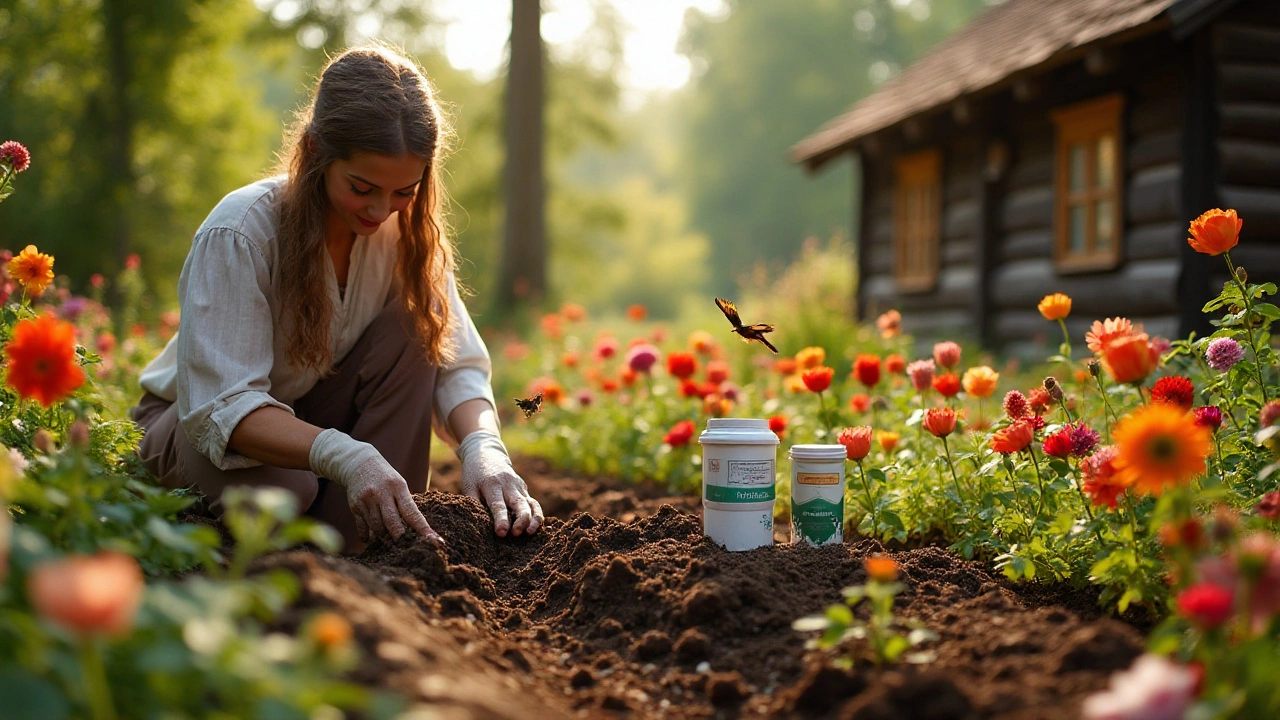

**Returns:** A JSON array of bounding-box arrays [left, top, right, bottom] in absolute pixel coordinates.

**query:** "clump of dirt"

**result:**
[[261, 455, 1144, 719]]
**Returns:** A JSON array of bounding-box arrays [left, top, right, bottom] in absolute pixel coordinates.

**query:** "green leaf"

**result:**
[[825, 604, 854, 627], [0, 669, 71, 720], [881, 634, 911, 661]]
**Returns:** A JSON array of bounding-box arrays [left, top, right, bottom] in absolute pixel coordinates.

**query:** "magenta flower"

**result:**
[[1193, 406, 1223, 431], [1067, 422, 1101, 457], [625, 343, 660, 374], [1205, 337, 1244, 372]]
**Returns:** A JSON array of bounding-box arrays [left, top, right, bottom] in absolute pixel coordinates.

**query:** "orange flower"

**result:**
[[1081, 446, 1128, 508], [795, 346, 826, 370], [801, 366, 835, 393], [989, 419, 1035, 454], [626, 304, 647, 322], [962, 366, 999, 398], [600, 377, 620, 393], [864, 556, 898, 583], [8, 245, 55, 297], [310, 612, 353, 652], [875, 310, 902, 339], [838, 426, 873, 461], [1187, 208, 1242, 256], [1037, 293, 1072, 321], [561, 351, 579, 368], [619, 366, 638, 387], [5, 314, 85, 407], [932, 372, 961, 398], [688, 330, 717, 356], [560, 303, 587, 322], [923, 407, 957, 437], [849, 393, 870, 413], [774, 357, 798, 375], [1100, 333, 1157, 384], [27, 552, 144, 637], [1112, 404, 1212, 495], [1086, 317, 1135, 353], [884, 353, 905, 374], [877, 431, 900, 452], [539, 313, 563, 340], [703, 394, 734, 417], [706, 360, 730, 385], [783, 373, 807, 394], [529, 377, 565, 405]]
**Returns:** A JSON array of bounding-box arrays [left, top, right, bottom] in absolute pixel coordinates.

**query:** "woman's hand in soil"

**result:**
[[457, 429, 544, 537], [310, 428, 442, 544]]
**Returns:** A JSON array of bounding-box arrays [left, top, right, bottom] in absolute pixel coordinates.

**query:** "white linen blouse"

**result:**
[[138, 176, 495, 471]]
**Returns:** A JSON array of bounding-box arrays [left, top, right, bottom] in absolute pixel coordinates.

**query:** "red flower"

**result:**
[[1027, 388, 1052, 415], [853, 354, 881, 389], [626, 304, 648, 322], [1081, 446, 1127, 508], [1193, 406, 1223, 431], [884, 354, 905, 374], [664, 420, 696, 447], [931, 372, 960, 398], [592, 336, 619, 360], [990, 420, 1034, 454], [1042, 429, 1073, 458], [706, 360, 730, 385], [802, 366, 834, 393], [768, 415, 788, 438], [1151, 376, 1195, 410], [0, 141, 30, 173], [1257, 491, 1280, 521], [849, 393, 870, 413], [666, 351, 698, 380], [1003, 390, 1029, 419], [5, 314, 86, 407], [838, 426, 873, 461], [678, 379, 700, 398], [1158, 518, 1205, 551], [923, 407, 957, 438], [1176, 584, 1234, 629]]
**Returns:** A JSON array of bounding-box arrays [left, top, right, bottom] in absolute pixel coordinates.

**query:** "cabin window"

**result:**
[[893, 149, 942, 292], [1051, 94, 1124, 272]]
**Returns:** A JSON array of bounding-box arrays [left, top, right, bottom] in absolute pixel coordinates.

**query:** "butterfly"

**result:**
[[513, 392, 544, 418], [714, 297, 778, 354]]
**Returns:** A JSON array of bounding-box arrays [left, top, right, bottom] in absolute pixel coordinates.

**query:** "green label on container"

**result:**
[[793, 497, 843, 546], [705, 485, 777, 503]]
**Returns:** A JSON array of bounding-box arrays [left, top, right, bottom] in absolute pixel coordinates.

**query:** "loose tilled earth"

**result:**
[[260, 457, 1148, 719]]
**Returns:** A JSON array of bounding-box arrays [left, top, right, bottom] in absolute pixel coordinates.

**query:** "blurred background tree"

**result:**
[[0, 0, 992, 321]]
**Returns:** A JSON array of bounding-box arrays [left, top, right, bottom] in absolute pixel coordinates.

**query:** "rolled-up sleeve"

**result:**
[[433, 276, 497, 446], [176, 228, 294, 470]]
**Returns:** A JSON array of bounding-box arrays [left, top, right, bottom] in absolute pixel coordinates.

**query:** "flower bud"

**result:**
[[68, 421, 90, 449], [32, 429, 53, 454], [1236, 266, 1247, 284], [1043, 376, 1064, 402], [1088, 359, 1101, 378]]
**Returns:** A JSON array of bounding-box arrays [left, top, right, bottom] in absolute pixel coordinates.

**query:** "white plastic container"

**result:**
[[789, 444, 847, 547], [699, 418, 778, 551]]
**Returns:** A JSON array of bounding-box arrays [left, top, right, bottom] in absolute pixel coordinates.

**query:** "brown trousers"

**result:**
[[131, 302, 437, 553]]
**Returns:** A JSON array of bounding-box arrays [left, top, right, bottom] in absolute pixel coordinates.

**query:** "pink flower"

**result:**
[[1003, 390, 1029, 419], [1205, 337, 1244, 372], [1192, 406, 1223, 432], [625, 343, 660, 374], [1258, 491, 1280, 521], [932, 341, 961, 369], [906, 359, 935, 392], [0, 141, 30, 173], [1082, 654, 1197, 720]]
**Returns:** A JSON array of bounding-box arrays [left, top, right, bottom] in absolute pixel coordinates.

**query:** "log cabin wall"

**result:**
[[987, 32, 1189, 354], [1212, 0, 1280, 289], [858, 137, 984, 339]]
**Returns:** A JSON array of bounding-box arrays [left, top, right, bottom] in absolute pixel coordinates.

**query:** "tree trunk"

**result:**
[[498, 0, 546, 309], [102, 0, 135, 272]]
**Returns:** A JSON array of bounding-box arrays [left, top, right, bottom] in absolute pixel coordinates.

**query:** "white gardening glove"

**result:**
[[309, 429, 441, 544], [456, 429, 544, 537]]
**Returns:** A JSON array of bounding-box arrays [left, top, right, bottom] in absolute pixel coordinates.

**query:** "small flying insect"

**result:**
[[513, 392, 544, 419], [714, 297, 778, 354]]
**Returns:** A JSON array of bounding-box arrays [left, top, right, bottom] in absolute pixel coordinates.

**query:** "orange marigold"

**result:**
[[795, 346, 826, 370], [1085, 317, 1135, 353], [837, 426, 873, 461], [1112, 404, 1212, 495], [1187, 208, 1242, 256], [932, 372, 961, 398], [626, 304, 648, 322], [5, 314, 85, 407], [864, 556, 899, 583], [875, 310, 902, 339], [1101, 333, 1157, 384], [877, 431, 900, 452], [923, 407, 958, 437], [884, 353, 906, 374], [8, 245, 55, 297], [27, 551, 143, 637], [801, 366, 835, 393], [1037, 293, 1072, 321], [961, 366, 999, 399], [989, 419, 1035, 454]]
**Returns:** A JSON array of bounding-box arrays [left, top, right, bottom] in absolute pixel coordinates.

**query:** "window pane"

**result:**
[[1069, 143, 1087, 192], [1069, 204, 1086, 253], [1096, 134, 1116, 189], [1096, 199, 1113, 251]]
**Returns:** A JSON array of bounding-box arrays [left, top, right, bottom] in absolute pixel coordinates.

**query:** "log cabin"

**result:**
[[792, 0, 1280, 352]]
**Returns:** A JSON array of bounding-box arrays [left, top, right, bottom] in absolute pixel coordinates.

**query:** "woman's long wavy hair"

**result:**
[[274, 45, 455, 372]]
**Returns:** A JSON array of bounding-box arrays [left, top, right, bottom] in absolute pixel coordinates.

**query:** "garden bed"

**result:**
[[261, 456, 1146, 719]]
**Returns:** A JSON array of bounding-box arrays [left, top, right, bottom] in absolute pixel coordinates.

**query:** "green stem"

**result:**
[[78, 637, 117, 720], [1069, 462, 1106, 547], [1057, 318, 1072, 361], [1094, 374, 1117, 442], [1003, 459, 1035, 540], [1058, 397, 1075, 424], [856, 460, 878, 536], [940, 435, 965, 505], [1028, 447, 1049, 516], [1225, 251, 1269, 403]]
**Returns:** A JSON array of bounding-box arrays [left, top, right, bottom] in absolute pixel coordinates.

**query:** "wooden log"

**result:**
[[1213, 23, 1280, 63], [1000, 186, 1053, 233], [1126, 163, 1181, 225], [1218, 139, 1280, 186], [1129, 92, 1183, 136], [1220, 103, 1280, 142], [1221, 186, 1280, 237], [1228, 245, 1280, 282], [1218, 63, 1280, 104], [1127, 131, 1180, 171], [863, 265, 977, 313], [862, 242, 894, 275], [942, 238, 975, 266], [999, 229, 1053, 261], [1006, 152, 1054, 187], [943, 200, 977, 241], [869, 216, 894, 246], [1127, 222, 1183, 261], [990, 257, 1181, 315]]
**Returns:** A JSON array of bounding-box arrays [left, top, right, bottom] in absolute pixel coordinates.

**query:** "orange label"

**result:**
[[797, 472, 840, 486]]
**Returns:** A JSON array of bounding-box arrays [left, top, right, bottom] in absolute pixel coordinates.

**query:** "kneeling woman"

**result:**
[[131, 46, 542, 552]]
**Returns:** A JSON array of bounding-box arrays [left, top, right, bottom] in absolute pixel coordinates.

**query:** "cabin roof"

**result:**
[[792, 0, 1237, 170]]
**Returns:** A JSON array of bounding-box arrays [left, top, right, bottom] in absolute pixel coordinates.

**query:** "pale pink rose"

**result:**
[[1082, 654, 1196, 720]]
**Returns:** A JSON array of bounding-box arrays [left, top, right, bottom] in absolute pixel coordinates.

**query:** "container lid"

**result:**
[[788, 444, 848, 461], [698, 418, 779, 445]]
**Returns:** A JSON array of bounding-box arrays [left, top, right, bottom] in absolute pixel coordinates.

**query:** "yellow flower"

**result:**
[[1037, 293, 1072, 321], [794, 346, 826, 370], [877, 431, 900, 452], [783, 373, 807, 394], [961, 366, 999, 398], [1112, 404, 1212, 495], [8, 245, 55, 297]]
